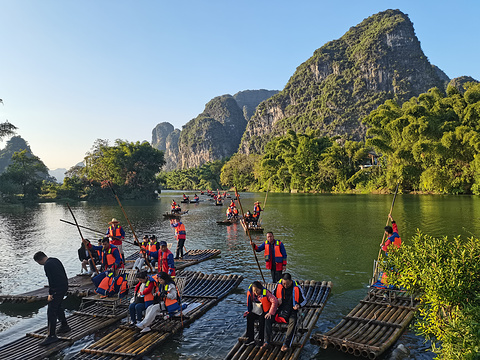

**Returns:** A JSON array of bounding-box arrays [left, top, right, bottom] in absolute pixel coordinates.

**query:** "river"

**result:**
[[1, 191, 477, 359]]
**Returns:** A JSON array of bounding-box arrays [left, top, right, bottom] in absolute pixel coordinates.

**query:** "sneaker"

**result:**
[[245, 339, 255, 346], [57, 324, 71, 334], [140, 326, 151, 333], [39, 336, 60, 346]]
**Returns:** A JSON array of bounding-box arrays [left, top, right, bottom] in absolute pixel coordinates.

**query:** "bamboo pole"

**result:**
[[106, 181, 154, 273], [234, 187, 266, 283], [59, 219, 138, 246], [67, 203, 99, 275], [373, 182, 400, 283]]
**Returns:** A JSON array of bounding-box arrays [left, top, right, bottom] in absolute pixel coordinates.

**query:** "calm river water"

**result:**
[[1, 191, 478, 359]]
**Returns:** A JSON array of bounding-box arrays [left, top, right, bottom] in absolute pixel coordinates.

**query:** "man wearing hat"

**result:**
[[106, 218, 125, 259], [146, 241, 175, 277]]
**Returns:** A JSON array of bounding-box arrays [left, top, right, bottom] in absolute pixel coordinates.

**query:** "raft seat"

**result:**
[[80, 268, 138, 314]]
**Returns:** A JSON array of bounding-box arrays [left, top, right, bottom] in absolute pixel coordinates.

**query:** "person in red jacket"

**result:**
[[244, 281, 278, 349], [381, 214, 402, 254], [251, 232, 287, 282], [147, 241, 176, 277]]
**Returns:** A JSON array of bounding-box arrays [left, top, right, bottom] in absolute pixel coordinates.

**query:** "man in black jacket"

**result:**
[[34, 251, 71, 346]]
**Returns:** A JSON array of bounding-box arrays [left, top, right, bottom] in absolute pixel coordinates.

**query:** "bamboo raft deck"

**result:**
[[0, 271, 242, 360], [162, 210, 189, 218], [0, 249, 221, 304], [74, 271, 244, 359], [225, 280, 332, 360], [310, 287, 420, 359]]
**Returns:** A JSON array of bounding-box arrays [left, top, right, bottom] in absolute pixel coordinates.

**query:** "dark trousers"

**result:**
[[271, 268, 283, 283], [246, 312, 272, 344], [47, 290, 68, 337], [176, 238, 185, 258], [283, 311, 298, 347]]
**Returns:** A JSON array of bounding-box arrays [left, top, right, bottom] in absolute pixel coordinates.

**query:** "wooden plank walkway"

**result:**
[[225, 280, 332, 360], [0, 249, 221, 304], [0, 270, 242, 360], [310, 287, 419, 359], [74, 271, 244, 359]]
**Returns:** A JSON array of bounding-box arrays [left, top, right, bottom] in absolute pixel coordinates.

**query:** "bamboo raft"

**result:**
[[0, 271, 243, 360], [225, 280, 332, 360], [310, 287, 419, 359], [162, 210, 189, 218], [74, 271, 244, 359], [240, 219, 264, 233], [0, 249, 221, 304]]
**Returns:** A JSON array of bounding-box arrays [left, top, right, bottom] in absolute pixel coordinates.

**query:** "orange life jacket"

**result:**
[[108, 225, 123, 238], [247, 285, 271, 313], [264, 240, 284, 271], [174, 222, 186, 239], [275, 280, 302, 307], [163, 283, 178, 307]]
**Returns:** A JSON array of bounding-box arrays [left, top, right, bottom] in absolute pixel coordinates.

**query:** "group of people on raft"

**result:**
[[39, 195, 403, 351], [243, 201, 262, 228], [243, 216, 401, 352]]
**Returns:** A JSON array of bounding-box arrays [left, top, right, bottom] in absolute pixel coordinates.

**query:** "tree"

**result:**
[[220, 154, 260, 190], [0, 150, 50, 200], [81, 139, 165, 199], [384, 232, 480, 359], [0, 120, 16, 141]]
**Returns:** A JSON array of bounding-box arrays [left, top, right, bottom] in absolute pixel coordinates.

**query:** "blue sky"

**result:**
[[0, 1, 478, 169]]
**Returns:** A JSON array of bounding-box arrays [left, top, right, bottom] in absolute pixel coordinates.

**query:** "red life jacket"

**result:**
[[247, 285, 271, 313], [158, 249, 176, 277], [264, 240, 284, 271]]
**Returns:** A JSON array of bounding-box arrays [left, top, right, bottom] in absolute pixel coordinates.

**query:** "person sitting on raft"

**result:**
[[129, 271, 156, 325], [133, 235, 154, 271], [381, 214, 402, 254], [78, 239, 99, 275], [274, 273, 307, 352], [171, 200, 178, 213], [226, 207, 233, 220], [136, 272, 183, 333], [244, 281, 278, 348], [85, 237, 124, 285]]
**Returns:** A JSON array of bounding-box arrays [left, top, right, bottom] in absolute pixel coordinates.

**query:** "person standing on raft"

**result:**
[[106, 218, 125, 259], [250, 231, 287, 283], [170, 218, 186, 259], [34, 251, 70, 346]]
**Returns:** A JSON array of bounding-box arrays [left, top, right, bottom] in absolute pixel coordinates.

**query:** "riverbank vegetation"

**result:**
[[216, 82, 480, 194], [383, 232, 480, 359], [0, 139, 164, 202]]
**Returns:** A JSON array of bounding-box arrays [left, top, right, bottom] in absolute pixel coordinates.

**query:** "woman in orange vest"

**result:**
[[244, 281, 278, 349], [128, 271, 157, 324]]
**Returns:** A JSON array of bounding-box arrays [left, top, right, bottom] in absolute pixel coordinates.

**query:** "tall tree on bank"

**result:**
[[0, 149, 50, 201], [81, 139, 165, 199], [363, 83, 480, 193], [0, 121, 17, 141]]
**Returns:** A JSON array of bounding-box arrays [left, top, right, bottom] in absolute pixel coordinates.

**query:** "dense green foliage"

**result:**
[[159, 159, 225, 190], [364, 83, 480, 193], [384, 232, 480, 359], [36, 139, 165, 201], [0, 149, 51, 201], [220, 153, 260, 190]]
